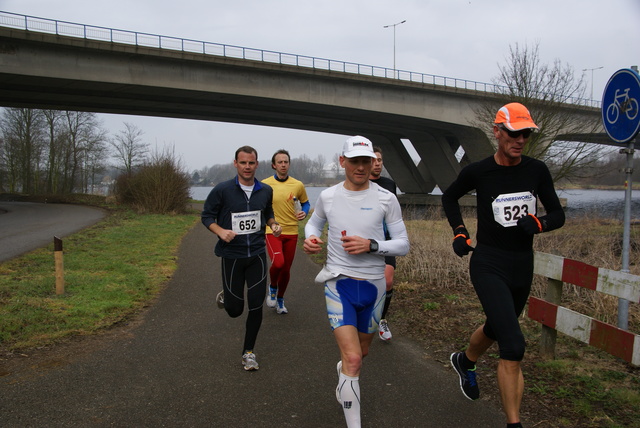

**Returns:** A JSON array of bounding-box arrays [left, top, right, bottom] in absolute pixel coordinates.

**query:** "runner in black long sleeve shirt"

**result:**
[[442, 103, 565, 428]]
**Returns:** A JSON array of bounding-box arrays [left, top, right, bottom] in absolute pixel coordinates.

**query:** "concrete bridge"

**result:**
[[0, 12, 602, 201]]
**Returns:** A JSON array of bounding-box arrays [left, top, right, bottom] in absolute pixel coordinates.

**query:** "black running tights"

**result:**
[[469, 244, 533, 361], [221, 253, 268, 353]]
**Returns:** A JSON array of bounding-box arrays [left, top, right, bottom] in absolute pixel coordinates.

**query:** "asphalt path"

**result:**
[[0, 201, 106, 262], [0, 216, 505, 427]]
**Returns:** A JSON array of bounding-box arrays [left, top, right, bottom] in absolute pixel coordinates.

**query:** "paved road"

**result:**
[[0, 222, 505, 427], [0, 201, 106, 262]]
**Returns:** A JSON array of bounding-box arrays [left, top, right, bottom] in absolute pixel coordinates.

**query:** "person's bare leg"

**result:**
[[465, 324, 494, 362], [497, 359, 523, 424], [384, 265, 394, 292], [334, 325, 363, 375], [333, 326, 375, 428]]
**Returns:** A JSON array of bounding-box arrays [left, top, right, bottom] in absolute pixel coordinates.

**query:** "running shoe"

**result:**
[[242, 352, 259, 371], [378, 319, 392, 341], [266, 286, 277, 308], [450, 352, 479, 400], [216, 290, 224, 309], [276, 298, 288, 314]]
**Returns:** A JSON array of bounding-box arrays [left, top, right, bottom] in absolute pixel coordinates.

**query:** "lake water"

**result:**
[[191, 186, 640, 219]]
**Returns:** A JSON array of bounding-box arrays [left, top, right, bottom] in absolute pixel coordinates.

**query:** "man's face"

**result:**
[[234, 151, 259, 185], [493, 125, 530, 162], [340, 155, 373, 189], [370, 151, 383, 178], [272, 153, 290, 178]]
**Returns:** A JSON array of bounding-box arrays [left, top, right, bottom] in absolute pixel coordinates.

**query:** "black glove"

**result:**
[[517, 213, 544, 235], [452, 226, 474, 257]]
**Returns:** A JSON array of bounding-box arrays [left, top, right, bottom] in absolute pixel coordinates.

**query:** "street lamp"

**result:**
[[383, 19, 406, 78], [582, 66, 603, 101]]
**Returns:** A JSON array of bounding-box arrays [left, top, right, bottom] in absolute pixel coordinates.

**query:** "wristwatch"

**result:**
[[369, 239, 379, 253]]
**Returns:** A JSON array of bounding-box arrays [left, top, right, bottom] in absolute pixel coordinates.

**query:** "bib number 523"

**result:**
[[492, 192, 536, 227], [503, 204, 529, 222]]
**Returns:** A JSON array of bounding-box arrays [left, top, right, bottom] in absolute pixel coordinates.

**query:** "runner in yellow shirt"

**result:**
[[262, 149, 310, 314]]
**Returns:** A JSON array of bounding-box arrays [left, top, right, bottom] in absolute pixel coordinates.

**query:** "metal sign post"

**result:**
[[602, 67, 640, 329]]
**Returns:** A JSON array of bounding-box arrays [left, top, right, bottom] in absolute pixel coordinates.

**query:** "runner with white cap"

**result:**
[[304, 135, 409, 428]]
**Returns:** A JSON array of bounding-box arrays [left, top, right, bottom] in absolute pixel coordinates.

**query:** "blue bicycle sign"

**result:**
[[602, 69, 640, 144], [606, 88, 639, 124]]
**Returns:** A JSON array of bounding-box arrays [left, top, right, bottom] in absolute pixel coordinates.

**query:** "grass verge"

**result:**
[[0, 206, 197, 351]]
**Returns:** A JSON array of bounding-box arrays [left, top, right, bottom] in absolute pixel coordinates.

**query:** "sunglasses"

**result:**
[[498, 124, 533, 139]]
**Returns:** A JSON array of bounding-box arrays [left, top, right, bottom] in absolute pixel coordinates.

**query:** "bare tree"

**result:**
[[0, 108, 46, 193], [111, 122, 149, 175], [61, 111, 105, 193], [332, 153, 342, 178], [473, 42, 607, 183], [82, 130, 109, 194], [42, 109, 65, 193]]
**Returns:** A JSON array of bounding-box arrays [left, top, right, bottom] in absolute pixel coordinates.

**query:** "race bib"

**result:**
[[231, 210, 261, 235], [492, 191, 536, 227]]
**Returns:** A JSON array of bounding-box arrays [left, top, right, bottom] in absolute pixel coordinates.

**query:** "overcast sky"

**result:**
[[1, 0, 638, 172]]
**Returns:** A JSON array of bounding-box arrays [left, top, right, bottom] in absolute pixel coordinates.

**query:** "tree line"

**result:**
[[0, 106, 345, 197], [192, 152, 343, 187], [0, 108, 149, 195]]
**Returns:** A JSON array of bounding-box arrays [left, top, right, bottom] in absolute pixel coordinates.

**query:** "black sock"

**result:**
[[382, 289, 393, 318], [462, 352, 476, 370], [507, 423, 523, 428]]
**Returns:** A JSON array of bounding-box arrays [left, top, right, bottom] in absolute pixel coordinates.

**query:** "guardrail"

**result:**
[[0, 11, 601, 108], [529, 251, 640, 366]]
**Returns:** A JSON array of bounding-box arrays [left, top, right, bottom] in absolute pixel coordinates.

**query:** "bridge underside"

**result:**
[[0, 28, 500, 196]]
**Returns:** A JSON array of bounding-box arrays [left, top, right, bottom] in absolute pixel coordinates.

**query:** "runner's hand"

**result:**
[[517, 214, 543, 235], [303, 236, 323, 254], [217, 229, 237, 243], [452, 226, 474, 257], [341, 234, 369, 255], [271, 223, 282, 237]]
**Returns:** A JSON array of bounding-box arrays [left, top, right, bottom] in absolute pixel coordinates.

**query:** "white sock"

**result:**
[[336, 372, 361, 428]]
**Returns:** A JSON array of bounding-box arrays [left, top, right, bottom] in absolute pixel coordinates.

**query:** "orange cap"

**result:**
[[494, 103, 538, 131]]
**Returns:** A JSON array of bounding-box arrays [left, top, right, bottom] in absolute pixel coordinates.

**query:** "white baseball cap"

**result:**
[[342, 136, 377, 158]]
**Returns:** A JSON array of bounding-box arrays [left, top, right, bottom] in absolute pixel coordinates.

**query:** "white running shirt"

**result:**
[[305, 182, 409, 280]]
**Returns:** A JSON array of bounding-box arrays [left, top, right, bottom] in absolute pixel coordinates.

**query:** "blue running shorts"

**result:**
[[324, 276, 386, 333]]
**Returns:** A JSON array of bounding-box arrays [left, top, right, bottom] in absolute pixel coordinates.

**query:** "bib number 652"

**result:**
[[238, 219, 256, 231], [231, 210, 261, 235]]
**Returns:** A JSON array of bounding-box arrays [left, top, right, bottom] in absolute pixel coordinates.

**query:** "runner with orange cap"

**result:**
[[442, 103, 565, 428]]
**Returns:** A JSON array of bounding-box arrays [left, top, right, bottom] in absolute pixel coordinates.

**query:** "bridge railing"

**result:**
[[0, 11, 601, 108]]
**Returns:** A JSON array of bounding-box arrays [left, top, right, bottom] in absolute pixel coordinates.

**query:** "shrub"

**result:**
[[113, 148, 191, 214]]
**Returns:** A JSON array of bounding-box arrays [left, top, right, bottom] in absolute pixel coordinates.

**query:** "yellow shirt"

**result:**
[[261, 175, 309, 235]]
